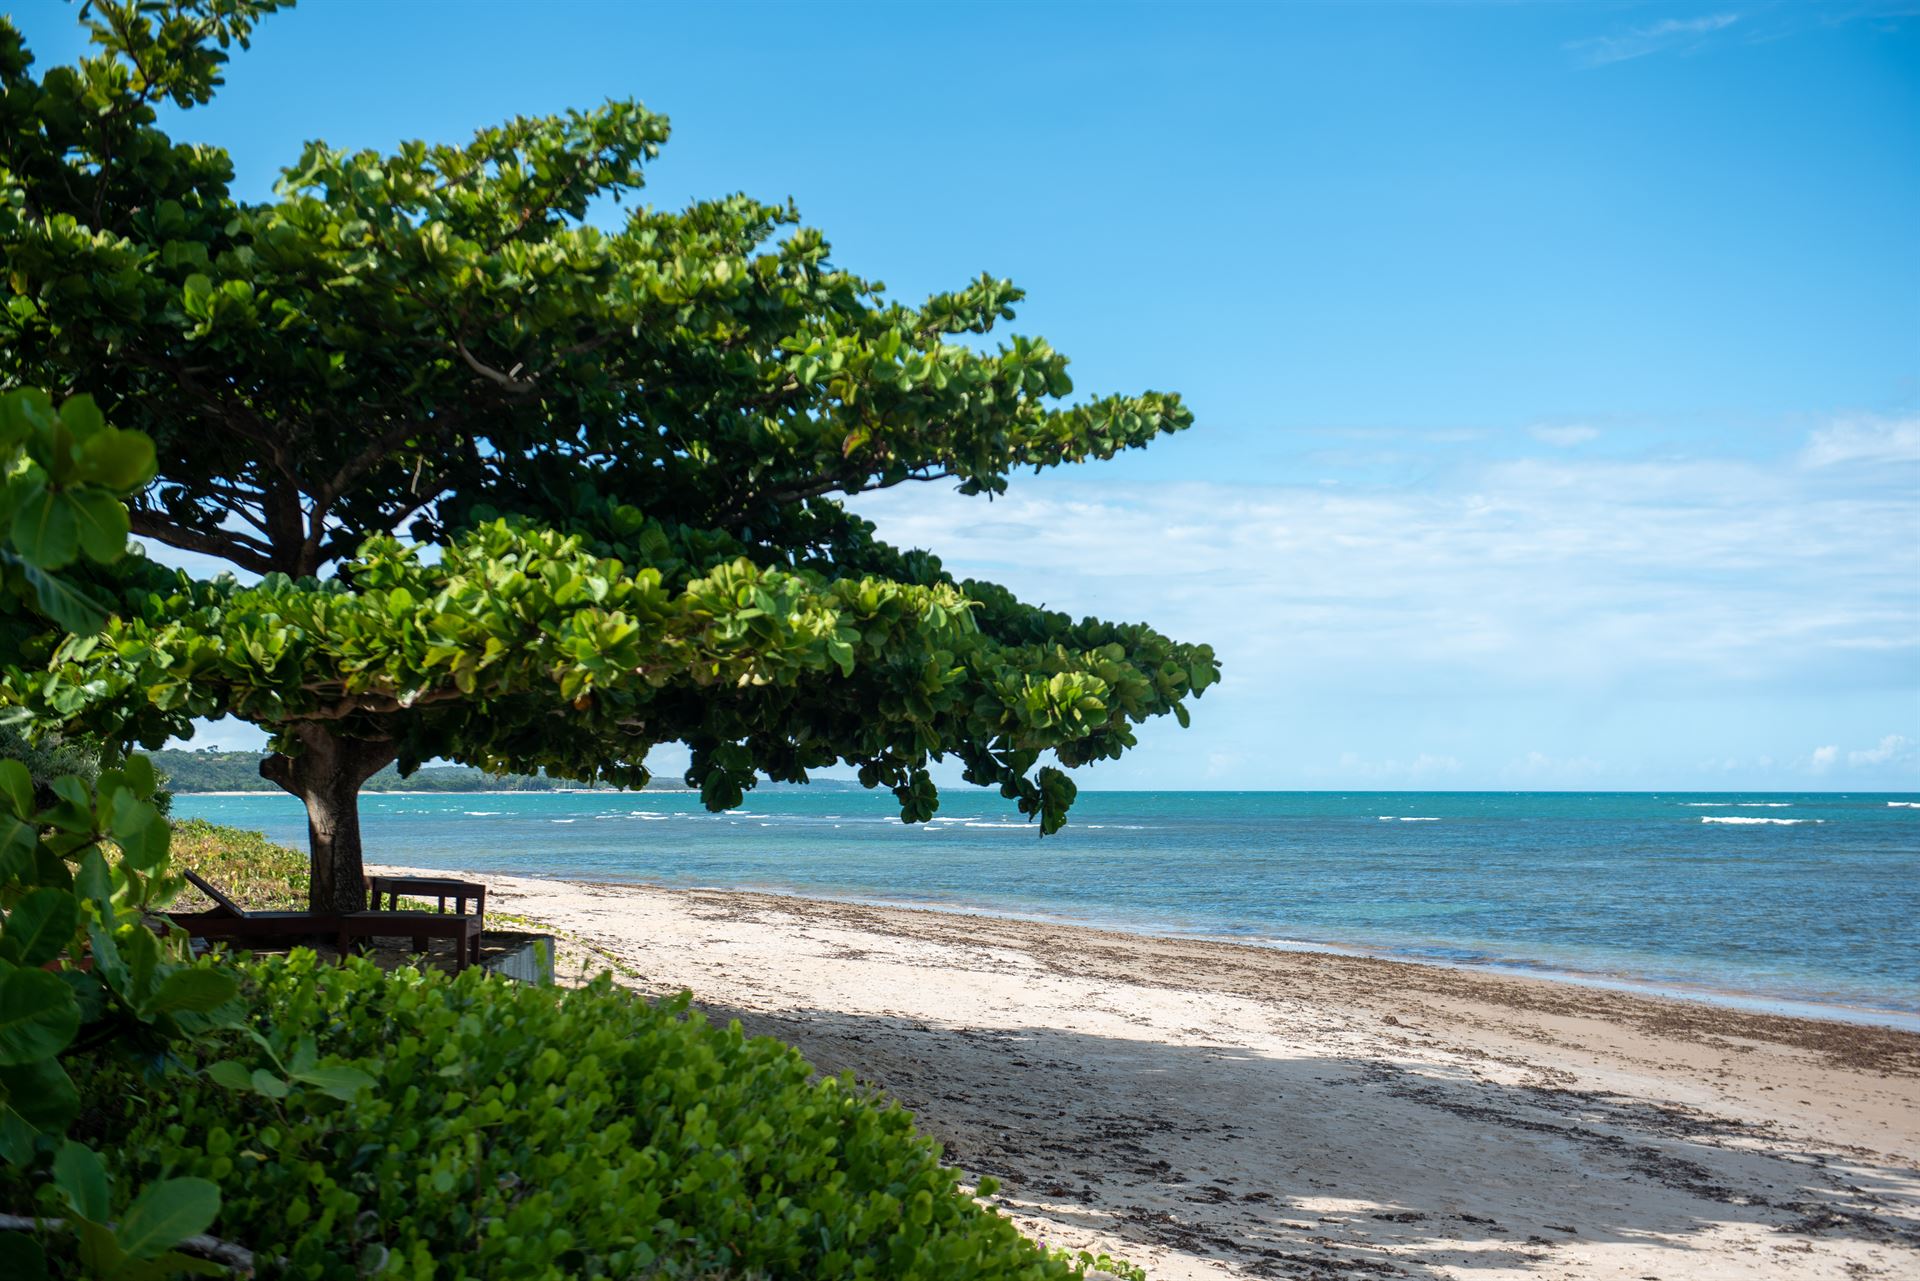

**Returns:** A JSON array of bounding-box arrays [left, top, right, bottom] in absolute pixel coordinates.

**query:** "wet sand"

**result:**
[[380, 866, 1920, 1280]]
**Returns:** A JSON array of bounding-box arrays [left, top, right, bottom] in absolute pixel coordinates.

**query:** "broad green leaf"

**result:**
[[0, 969, 80, 1064], [250, 1068, 289, 1099], [0, 1230, 49, 1281], [110, 790, 170, 873], [87, 922, 128, 996], [75, 847, 114, 914], [290, 1062, 376, 1101], [204, 1060, 252, 1090], [69, 488, 130, 564], [9, 486, 78, 569], [115, 1177, 220, 1260], [17, 559, 113, 635], [146, 968, 238, 1015], [75, 426, 157, 492], [0, 888, 79, 967], [55, 394, 104, 440], [0, 761, 30, 818], [54, 1139, 110, 1221], [0, 1056, 79, 1130], [121, 755, 158, 798]]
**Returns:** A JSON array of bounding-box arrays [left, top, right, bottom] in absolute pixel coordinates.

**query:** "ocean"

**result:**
[[172, 789, 1920, 1027]]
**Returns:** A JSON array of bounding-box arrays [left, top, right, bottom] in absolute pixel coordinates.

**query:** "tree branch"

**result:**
[[127, 510, 276, 575], [0, 1213, 257, 1275], [455, 339, 538, 394]]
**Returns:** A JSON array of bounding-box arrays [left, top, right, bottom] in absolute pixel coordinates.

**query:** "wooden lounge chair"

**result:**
[[171, 870, 486, 971]]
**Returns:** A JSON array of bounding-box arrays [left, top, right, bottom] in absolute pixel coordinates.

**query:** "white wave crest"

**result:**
[[1378, 816, 1440, 822], [462, 810, 501, 816], [1890, 801, 1920, 808], [1700, 816, 1820, 825]]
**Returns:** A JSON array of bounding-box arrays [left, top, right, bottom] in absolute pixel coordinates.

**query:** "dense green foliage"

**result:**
[[1, 0, 1217, 915], [0, 388, 244, 1275], [33, 952, 1139, 1281]]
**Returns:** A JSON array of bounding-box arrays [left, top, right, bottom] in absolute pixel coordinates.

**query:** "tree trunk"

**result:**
[[259, 726, 396, 915]]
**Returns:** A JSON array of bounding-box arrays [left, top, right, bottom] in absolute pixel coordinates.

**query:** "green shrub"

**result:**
[[56, 953, 1133, 1280]]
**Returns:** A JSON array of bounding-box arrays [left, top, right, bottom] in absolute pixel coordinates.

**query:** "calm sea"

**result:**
[[173, 789, 1920, 1027]]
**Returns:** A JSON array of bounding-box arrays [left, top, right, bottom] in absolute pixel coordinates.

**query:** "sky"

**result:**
[[15, 0, 1918, 790]]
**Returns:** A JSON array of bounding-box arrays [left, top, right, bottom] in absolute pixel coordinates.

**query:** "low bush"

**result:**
[[48, 953, 1138, 1280]]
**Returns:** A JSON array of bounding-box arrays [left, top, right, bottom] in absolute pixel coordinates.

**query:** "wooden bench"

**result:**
[[351, 875, 487, 968], [170, 870, 487, 971]]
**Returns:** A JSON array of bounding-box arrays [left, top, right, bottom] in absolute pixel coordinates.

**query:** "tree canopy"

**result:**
[[1, 0, 1219, 911]]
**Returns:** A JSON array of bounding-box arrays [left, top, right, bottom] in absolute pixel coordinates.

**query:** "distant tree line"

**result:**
[[149, 749, 641, 794]]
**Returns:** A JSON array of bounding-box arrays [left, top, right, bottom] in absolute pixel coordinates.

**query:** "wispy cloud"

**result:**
[[1528, 424, 1599, 447], [1800, 414, 1920, 468], [1849, 734, 1913, 766], [1568, 12, 1741, 66], [852, 412, 1918, 787]]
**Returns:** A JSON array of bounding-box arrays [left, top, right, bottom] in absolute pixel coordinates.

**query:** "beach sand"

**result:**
[[378, 866, 1920, 1279]]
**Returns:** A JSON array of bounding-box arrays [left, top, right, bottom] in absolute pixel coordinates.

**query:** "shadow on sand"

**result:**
[[675, 996, 1920, 1279]]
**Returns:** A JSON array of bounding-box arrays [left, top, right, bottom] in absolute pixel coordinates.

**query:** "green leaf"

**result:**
[[54, 1139, 110, 1222], [0, 817, 35, 884], [0, 968, 80, 1065], [75, 426, 157, 492], [0, 761, 31, 818], [55, 394, 104, 440], [146, 968, 237, 1015], [249, 1068, 289, 1099], [0, 1056, 79, 1130], [9, 486, 78, 569], [68, 489, 130, 564], [205, 1060, 252, 1091], [121, 755, 158, 799], [0, 1230, 49, 1281], [290, 1062, 376, 1102], [87, 922, 128, 997], [75, 847, 113, 914], [115, 1177, 220, 1260], [110, 790, 170, 873], [17, 559, 113, 634], [0, 888, 79, 967]]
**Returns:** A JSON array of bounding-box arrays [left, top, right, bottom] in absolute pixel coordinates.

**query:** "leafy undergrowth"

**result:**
[[167, 819, 309, 912], [28, 953, 1143, 1280]]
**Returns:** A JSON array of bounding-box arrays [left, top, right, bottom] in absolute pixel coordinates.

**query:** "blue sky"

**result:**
[[17, 0, 1918, 789]]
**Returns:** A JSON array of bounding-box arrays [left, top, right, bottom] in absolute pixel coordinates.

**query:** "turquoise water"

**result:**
[[173, 789, 1920, 1024]]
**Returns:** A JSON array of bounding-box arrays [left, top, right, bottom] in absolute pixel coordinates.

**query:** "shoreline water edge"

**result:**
[[174, 787, 1920, 1025]]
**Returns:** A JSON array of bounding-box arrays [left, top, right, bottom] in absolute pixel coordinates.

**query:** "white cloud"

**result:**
[[1810, 745, 1839, 772], [1569, 13, 1742, 66], [1528, 424, 1599, 447], [1849, 734, 1911, 766], [1800, 415, 1920, 468]]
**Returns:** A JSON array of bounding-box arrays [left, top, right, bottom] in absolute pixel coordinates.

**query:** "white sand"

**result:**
[[382, 867, 1920, 1280]]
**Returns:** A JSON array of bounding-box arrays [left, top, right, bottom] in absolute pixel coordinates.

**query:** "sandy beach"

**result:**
[[379, 866, 1920, 1280]]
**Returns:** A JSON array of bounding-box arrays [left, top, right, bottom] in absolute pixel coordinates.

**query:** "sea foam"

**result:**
[[1700, 816, 1819, 825]]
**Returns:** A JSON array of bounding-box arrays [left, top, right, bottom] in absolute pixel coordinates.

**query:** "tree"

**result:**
[[1, 1, 1219, 913]]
